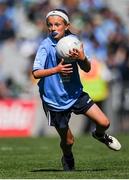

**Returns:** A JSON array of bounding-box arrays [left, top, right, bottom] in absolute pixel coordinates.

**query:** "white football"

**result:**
[[56, 35, 81, 59]]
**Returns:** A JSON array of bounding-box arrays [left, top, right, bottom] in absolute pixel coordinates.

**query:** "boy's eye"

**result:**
[[47, 23, 51, 27], [47, 23, 61, 27], [55, 23, 60, 26]]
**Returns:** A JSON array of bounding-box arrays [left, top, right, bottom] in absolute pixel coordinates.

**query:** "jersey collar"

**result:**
[[48, 36, 58, 47]]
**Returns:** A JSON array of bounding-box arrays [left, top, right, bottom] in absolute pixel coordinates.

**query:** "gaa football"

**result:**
[[56, 35, 81, 59]]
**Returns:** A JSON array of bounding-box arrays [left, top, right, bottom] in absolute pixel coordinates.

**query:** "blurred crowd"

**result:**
[[0, 0, 129, 114]]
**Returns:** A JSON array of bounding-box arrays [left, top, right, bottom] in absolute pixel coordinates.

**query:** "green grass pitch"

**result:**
[[0, 133, 129, 179]]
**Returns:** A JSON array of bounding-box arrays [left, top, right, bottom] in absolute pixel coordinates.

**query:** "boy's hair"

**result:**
[[54, 9, 70, 20]]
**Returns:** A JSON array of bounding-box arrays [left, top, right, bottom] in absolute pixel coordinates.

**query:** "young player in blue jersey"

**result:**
[[32, 9, 121, 171]]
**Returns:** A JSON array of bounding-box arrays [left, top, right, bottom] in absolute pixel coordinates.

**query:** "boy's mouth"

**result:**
[[51, 32, 58, 37]]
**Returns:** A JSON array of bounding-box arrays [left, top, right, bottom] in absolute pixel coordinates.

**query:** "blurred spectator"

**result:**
[[0, 1, 16, 42], [0, 78, 10, 99], [79, 58, 112, 133], [78, 0, 106, 12]]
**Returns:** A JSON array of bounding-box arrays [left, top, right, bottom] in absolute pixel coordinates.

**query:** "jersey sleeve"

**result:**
[[33, 44, 47, 71]]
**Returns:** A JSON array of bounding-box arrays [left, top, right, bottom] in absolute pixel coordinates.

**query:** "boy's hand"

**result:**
[[68, 43, 86, 61], [56, 59, 73, 76]]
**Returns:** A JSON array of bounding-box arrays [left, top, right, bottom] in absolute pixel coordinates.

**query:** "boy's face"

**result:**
[[47, 16, 69, 40]]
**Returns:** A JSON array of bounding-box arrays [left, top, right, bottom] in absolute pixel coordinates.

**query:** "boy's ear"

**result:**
[[65, 23, 70, 31]]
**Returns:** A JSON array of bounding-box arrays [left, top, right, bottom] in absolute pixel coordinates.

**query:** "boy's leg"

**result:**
[[42, 102, 75, 170], [84, 103, 121, 151], [85, 103, 110, 134], [55, 127, 74, 155], [55, 127, 75, 171]]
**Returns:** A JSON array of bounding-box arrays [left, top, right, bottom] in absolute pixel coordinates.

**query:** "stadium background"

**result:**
[[0, 0, 129, 137]]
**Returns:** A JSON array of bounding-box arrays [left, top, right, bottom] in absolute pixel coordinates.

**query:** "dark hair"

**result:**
[[54, 9, 70, 20]]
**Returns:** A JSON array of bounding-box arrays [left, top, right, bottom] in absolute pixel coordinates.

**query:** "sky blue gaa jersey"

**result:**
[[33, 35, 83, 111]]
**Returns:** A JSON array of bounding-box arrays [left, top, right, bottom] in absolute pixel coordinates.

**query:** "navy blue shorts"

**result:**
[[43, 92, 94, 128]]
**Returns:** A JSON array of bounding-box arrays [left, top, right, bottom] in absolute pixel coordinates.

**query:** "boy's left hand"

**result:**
[[68, 43, 86, 61]]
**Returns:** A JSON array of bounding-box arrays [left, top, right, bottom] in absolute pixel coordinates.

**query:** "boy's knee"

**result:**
[[66, 128, 74, 145], [67, 135, 74, 145]]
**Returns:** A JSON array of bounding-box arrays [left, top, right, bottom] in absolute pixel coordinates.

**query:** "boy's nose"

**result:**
[[51, 25, 56, 31]]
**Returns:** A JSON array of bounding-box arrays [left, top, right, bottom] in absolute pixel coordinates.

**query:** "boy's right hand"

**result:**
[[57, 59, 73, 76]]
